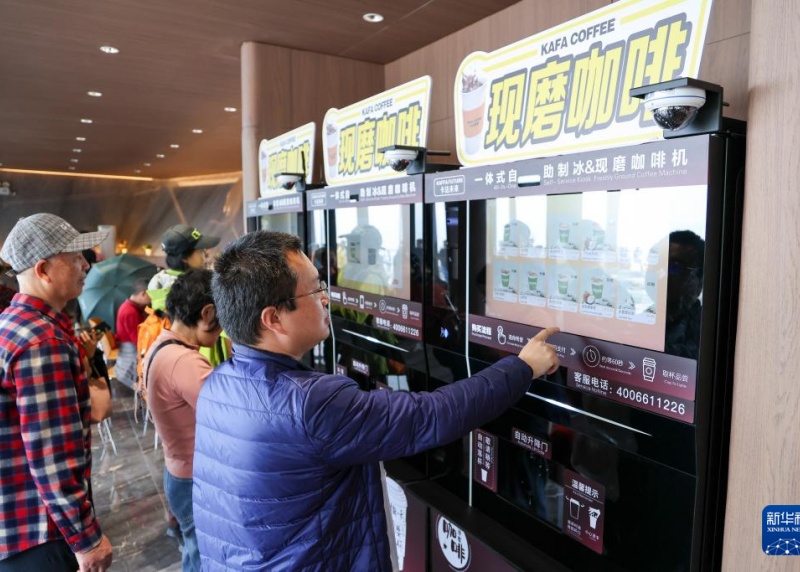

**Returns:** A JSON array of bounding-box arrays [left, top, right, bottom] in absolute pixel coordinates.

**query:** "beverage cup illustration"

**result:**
[[480, 468, 489, 482], [461, 69, 488, 155], [401, 303, 408, 319], [359, 294, 365, 309], [593, 227, 605, 248], [325, 123, 339, 168], [642, 357, 656, 382], [569, 498, 581, 519], [500, 268, 511, 289], [528, 271, 538, 293], [589, 508, 601, 529], [591, 276, 604, 300], [557, 273, 569, 296], [503, 222, 513, 245], [559, 223, 571, 246]]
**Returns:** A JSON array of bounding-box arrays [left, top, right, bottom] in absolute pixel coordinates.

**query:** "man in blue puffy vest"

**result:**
[[192, 230, 559, 571]]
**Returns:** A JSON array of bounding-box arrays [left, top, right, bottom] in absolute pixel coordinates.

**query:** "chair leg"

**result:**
[[101, 419, 118, 456]]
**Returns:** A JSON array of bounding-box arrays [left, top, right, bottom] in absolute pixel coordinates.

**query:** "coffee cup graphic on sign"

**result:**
[[325, 123, 339, 168], [461, 69, 488, 155]]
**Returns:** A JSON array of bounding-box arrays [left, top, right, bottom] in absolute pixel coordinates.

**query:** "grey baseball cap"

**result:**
[[0, 213, 109, 274]]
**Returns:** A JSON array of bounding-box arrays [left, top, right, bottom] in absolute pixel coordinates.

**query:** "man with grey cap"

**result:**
[[0, 213, 113, 572]]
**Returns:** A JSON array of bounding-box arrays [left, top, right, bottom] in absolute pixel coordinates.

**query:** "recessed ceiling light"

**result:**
[[76, 136, 86, 141], [170, 144, 180, 149], [363, 13, 384, 23], [224, 107, 237, 113], [72, 149, 82, 153], [143, 162, 151, 167], [80, 118, 93, 124], [70, 158, 79, 163], [156, 154, 165, 159], [87, 91, 103, 97], [68, 166, 76, 170], [99, 46, 120, 54], [134, 169, 141, 174], [192, 129, 203, 134]]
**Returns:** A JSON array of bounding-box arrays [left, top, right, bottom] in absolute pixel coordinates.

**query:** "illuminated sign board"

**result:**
[[454, 0, 712, 165], [323, 76, 431, 185], [258, 122, 316, 198]]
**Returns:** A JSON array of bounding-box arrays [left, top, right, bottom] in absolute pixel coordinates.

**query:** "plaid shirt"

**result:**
[[0, 294, 101, 560]]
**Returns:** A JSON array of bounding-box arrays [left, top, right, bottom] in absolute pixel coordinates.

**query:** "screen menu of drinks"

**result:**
[[483, 186, 707, 354]]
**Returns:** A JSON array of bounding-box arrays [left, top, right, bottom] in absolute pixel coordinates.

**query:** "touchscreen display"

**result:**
[[484, 186, 706, 353], [333, 203, 412, 300], [259, 212, 300, 237]]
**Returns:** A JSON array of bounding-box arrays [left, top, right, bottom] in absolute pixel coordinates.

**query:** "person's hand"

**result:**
[[79, 329, 100, 359], [518, 327, 560, 378], [76, 534, 113, 572]]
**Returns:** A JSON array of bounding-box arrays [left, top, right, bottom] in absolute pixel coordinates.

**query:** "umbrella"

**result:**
[[78, 254, 157, 330]]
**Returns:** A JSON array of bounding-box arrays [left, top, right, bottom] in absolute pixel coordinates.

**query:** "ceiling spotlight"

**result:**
[[87, 91, 103, 97], [72, 149, 82, 153], [76, 136, 86, 141], [70, 158, 79, 163], [156, 154, 165, 159], [224, 107, 237, 113], [80, 118, 93, 124], [192, 129, 203, 134], [99, 45, 120, 54], [143, 162, 151, 167], [170, 144, 180, 149], [134, 169, 141, 174], [363, 13, 384, 23], [68, 166, 76, 170]]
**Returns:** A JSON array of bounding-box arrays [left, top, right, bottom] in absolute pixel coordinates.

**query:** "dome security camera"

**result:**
[[644, 86, 706, 131], [383, 148, 419, 172], [276, 173, 302, 191]]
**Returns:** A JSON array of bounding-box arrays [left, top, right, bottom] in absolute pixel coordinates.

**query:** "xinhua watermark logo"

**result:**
[[763, 505, 800, 555]]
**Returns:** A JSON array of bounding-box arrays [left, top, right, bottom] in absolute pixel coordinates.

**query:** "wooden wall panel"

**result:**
[[723, 0, 800, 569], [289, 50, 383, 182], [241, 42, 383, 202], [699, 34, 750, 120]]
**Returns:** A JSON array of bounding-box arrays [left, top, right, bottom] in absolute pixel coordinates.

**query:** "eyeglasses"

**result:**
[[279, 280, 328, 304]]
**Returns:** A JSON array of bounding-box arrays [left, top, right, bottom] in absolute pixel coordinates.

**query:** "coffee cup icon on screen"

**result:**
[[642, 357, 656, 382], [589, 508, 601, 529]]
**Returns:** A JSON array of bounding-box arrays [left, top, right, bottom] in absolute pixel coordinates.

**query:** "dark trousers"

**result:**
[[0, 540, 78, 571]]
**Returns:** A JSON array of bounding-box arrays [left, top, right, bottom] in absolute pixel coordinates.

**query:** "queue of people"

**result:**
[[0, 213, 560, 572]]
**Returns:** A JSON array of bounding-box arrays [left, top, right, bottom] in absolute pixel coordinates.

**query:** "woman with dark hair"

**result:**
[[143, 269, 221, 572]]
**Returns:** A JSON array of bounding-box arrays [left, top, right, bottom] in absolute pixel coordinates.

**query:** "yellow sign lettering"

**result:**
[[375, 113, 398, 168], [521, 57, 571, 145], [396, 103, 422, 147], [566, 43, 623, 136], [339, 125, 357, 176], [485, 70, 527, 150]]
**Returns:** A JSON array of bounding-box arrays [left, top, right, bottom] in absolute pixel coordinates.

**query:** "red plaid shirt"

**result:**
[[0, 293, 101, 560]]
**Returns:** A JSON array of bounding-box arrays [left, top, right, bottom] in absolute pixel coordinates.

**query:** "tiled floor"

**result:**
[[91, 380, 182, 571]]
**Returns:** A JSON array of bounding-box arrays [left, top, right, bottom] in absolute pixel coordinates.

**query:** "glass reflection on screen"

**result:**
[[334, 204, 411, 300], [482, 186, 706, 354]]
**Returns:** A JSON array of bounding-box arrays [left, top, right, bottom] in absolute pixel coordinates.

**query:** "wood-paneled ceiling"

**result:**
[[0, 0, 518, 179]]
